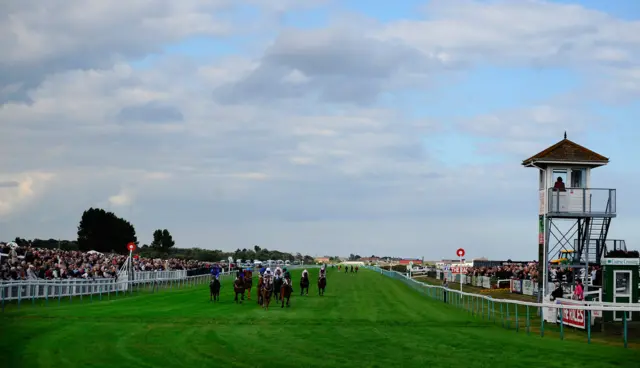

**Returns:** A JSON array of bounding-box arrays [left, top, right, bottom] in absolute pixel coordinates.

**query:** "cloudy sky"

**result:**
[[1, 0, 639, 259]]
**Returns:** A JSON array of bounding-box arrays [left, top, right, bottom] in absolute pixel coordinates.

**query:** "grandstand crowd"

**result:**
[[462, 262, 602, 285], [463, 262, 540, 282], [0, 242, 210, 281]]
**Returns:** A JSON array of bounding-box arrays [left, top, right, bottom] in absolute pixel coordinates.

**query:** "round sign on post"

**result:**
[[127, 242, 136, 252], [456, 248, 465, 294]]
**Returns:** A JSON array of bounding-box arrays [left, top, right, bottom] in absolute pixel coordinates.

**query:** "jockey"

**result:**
[[302, 269, 309, 278], [264, 267, 273, 282], [274, 266, 283, 279], [211, 265, 220, 277], [319, 266, 326, 279], [283, 267, 291, 279]]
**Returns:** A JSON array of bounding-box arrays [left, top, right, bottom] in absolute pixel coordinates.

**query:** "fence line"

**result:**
[[0, 272, 230, 307], [370, 266, 639, 347], [0, 264, 316, 305]]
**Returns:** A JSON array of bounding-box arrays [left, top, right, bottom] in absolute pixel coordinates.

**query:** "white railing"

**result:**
[[370, 265, 639, 346], [375, 266, 640, 312], [0, 272, 231, 304], [133, 270, 187, 281], [0, 264, 320, 306]]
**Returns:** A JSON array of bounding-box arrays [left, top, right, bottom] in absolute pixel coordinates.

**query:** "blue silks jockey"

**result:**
[[211, 266, 220, 278]]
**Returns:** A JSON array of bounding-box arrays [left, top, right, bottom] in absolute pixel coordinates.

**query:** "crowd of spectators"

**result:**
[[463, 262, 602, 286], [464, 262, 540, 283], [0, 243, 211, 281]]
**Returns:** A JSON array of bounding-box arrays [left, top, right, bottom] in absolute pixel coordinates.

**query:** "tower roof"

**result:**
[[522, 133, 609, 167]]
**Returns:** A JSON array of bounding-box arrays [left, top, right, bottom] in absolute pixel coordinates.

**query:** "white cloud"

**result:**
[[0, 0, 639, 257], [0, 172, 54, 219], [108, 189, 134, 208]]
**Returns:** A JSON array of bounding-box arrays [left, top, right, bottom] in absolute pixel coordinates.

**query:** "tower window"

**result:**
[[571, 169, 584, 188]]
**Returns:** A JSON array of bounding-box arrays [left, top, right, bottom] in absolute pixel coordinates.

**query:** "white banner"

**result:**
[[522, 280, 534, 296]]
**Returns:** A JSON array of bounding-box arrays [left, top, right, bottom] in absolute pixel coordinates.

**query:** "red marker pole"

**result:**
[[456, 248, 465, 294]]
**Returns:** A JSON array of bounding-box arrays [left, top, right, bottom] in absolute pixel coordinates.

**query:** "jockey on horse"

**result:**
[[273, 266, 283, 301], [300, 269, 310, 296], [280, 268, 293, 308], [261, 267, 275, 310], [244, 267, 253, 300], [257, 268, 265, 305], [318, 265, 327, 296], [233, 272, 245, 303]]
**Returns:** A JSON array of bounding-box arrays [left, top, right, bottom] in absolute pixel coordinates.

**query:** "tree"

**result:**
[[77, 207, 137, 254], [151, 229, 175, 252]]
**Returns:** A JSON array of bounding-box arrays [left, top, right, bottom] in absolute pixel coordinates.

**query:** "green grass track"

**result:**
[[1, 269, 638, 367]]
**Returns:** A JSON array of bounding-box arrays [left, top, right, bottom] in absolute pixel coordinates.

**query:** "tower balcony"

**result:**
[[543, 188, 616, 217]]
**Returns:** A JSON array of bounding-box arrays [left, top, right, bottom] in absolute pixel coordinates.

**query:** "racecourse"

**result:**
[[1, 269, 638, 367]]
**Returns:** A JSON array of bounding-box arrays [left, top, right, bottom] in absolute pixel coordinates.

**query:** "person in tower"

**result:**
[[553, 177, 566, 191]]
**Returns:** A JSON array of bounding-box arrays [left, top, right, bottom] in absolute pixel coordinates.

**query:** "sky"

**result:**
[[1, 0, 640, 260]]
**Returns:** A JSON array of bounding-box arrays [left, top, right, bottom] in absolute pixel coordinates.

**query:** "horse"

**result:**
[[233, 277, 245, 303], [261, 277, 274, 310], [318, 275, 326, 296], [273, 276, 283, 301], [300, 272, 310, 296], [281, 277, 292, 308], [244, 269, 253, 300], [257, 275, 264, 305], [209, 277, 221, 302]]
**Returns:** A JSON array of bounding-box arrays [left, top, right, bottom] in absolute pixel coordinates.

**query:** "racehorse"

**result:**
[[261, 276, 274, 310], [233, 276, 245, 303], [257, 275, 264, 305], [273, 275, 283, 301], [244, 269, 253, 300], [318, 274, 327, 296], [280, 277, 292, 308], [209, 277, 221, 302], [300, 270, 310, 296]]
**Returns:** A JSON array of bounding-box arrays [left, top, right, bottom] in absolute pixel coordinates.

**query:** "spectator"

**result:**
[[0, 242, 214, 281], [574, 279, 584, 300]]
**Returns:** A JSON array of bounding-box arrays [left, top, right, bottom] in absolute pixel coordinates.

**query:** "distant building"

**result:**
[[314, 257, 331, 263], [360, 257, 380, 263], [399, 259, 422, 265]]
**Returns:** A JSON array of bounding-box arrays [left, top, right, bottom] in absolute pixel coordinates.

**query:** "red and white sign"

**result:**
[[127, 242, 136, 252], [561, 303, 586, 329], [456, 248, 465, 258], [451, 265, 471, 274]]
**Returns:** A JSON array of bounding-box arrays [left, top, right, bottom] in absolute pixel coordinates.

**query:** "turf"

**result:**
[[1, 269, 638, 368]]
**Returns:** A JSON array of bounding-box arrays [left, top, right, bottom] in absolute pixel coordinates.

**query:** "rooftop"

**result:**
[[522, 132, 609, 167]]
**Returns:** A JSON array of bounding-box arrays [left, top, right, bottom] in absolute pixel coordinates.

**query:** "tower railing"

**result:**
[[547, 188, 616, 216]]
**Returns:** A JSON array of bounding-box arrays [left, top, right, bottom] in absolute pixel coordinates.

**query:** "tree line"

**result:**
[[9, 207, 316, 263]]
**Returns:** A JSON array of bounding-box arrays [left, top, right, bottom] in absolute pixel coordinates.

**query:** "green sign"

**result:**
[[603, 258, 640, 266]]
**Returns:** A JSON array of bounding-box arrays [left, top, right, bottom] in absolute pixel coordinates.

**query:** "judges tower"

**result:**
[[522, 133, 620, 298]]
